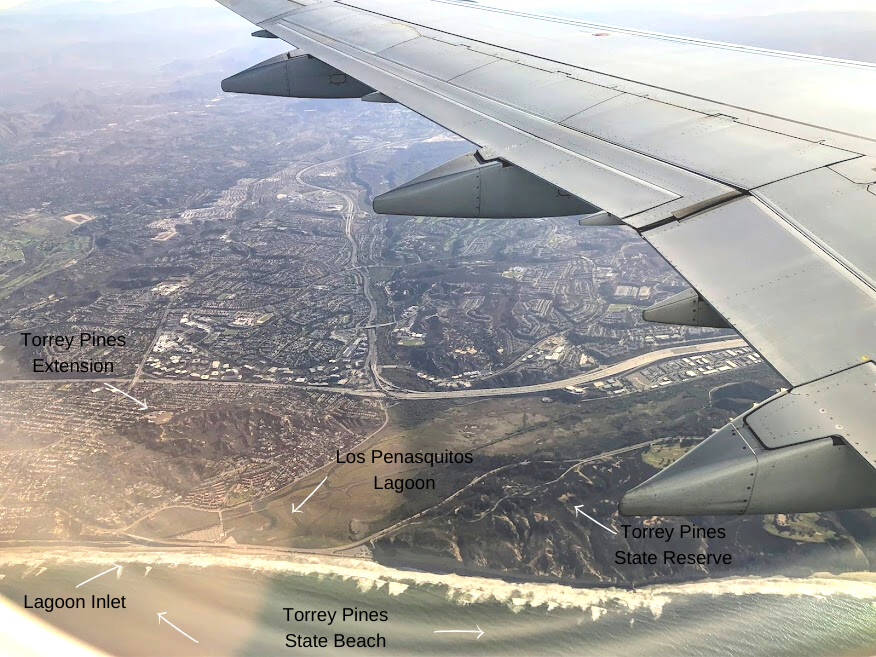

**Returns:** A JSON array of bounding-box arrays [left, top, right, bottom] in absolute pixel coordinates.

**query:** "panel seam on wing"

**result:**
[[269, 20, 688, 203]]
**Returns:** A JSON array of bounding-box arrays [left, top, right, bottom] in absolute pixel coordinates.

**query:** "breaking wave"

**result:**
[[1, 548, 875, 621]]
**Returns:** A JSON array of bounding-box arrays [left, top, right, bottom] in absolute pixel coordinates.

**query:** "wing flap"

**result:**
[[380, 38, 499, 81], [754, 167, 876, 289], [451, 60, 623, 123], [561, 95, 854, 189], [645, 196, 876, 385]]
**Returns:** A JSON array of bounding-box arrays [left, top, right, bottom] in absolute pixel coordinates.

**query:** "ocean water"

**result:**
[[1, 550, 875, 657]]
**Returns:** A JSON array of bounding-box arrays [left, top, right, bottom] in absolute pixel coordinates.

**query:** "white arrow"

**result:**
[[103, 383, 148, 410], [76, 563, 121, 588], [157, 612, 199, 643], [290, 476, 327, 514], [574, 506, 618, 535], [434, 625, 484, 640]]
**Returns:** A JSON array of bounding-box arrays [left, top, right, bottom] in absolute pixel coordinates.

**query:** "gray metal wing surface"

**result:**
[[215, 0, 876, 516]]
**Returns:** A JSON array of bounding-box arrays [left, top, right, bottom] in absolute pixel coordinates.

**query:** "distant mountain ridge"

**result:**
[[2, 0, 209, 15]]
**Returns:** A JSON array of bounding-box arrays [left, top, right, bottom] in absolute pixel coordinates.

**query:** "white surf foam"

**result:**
[[0, 548, 874, 620]]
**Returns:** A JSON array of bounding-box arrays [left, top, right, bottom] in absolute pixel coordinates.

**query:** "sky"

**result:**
[[3, 0, 876, 13]]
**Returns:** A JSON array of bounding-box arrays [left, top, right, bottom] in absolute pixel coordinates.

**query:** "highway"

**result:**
[[293, 140, 423, 393], [0, 337, 747, 401], [388, 337, 747, 400], [1, 145, 749, 406]]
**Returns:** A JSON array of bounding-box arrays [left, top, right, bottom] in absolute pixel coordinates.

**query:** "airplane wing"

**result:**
[[214, 0, 876, 516]]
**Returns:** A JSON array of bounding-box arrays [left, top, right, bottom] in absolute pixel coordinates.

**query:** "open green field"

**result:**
[[0, 247, 24, 266], [641, 442, 693, 469], [14, 214, 77, 238], [763, 513, 838, 544], [0, 223, 92, 299]]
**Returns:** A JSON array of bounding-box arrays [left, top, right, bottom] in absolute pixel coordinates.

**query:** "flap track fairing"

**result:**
[[372, 151, 599, 219], [222, 52, 374, 99], [643, 289, 730, 328]]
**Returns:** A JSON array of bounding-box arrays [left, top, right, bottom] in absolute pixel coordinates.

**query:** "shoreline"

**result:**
[[0, 538, 872, 586], [1, 545, 876, 619], [0, 537, 858, 593]]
